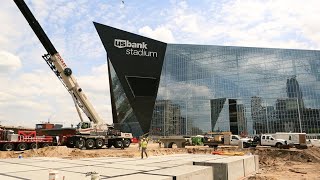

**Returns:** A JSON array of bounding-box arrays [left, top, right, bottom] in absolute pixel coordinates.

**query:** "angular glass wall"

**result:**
[[151, 44, 320, 136], [108, 61, 143, 137]]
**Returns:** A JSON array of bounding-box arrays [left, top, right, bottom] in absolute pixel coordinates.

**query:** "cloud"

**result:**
[[158, 81, 211, 100], [138, 26, 175, 43], [0, 51, 22, 73]]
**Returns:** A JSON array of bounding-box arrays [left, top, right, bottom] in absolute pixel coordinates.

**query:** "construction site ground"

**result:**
[[1, 143, 320, 180]]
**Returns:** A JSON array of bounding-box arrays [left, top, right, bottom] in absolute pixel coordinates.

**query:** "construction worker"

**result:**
[[140, 138, 148, 159]]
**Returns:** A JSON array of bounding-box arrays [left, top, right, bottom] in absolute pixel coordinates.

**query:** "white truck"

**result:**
[[273, 132, 306, 146], [258, 134, 287, 148], [224, 135, 252, 145], [204, 134, 256, 148]]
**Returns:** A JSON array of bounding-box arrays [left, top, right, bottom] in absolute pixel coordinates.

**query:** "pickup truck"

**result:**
[[254, 134, 287, 148]]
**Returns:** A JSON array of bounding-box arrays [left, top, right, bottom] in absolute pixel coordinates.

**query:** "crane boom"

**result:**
[[14, 0, 104, 127]]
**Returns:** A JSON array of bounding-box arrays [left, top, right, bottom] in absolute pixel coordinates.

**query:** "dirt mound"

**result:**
[[249, 147, 320, 166]]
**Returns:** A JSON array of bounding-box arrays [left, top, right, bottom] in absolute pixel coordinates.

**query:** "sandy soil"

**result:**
[[1, 143, 320, 180]]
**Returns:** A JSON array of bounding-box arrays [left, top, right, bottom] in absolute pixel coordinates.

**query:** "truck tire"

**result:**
[[114, 140, 123, 148], [95, 139, 104, 149], [66, 138, 75, 148], [42, 143, 50, 148], [276, 143, 282, 148], [2, 143, 14, 151], [75, 139, 85, 149], [123, 139, 131, 148], [85, 139, 95, 149], [30, 143, 38, 150], [17, 143, 28, 151]]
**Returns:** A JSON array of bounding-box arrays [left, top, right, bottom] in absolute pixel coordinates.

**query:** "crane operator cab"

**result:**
[[77, 122, 91, 130]]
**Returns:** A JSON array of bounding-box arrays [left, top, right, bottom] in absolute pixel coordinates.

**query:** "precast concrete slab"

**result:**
[[0, 158, 48, 164], [254, 155, 259, 172], [140, 162, 181, 168], [115, 158, 178, 165], [145, 165, 213, 180], [95, 163, 162, 171], [203, 155, 257, 180], [191, 155, 230, 165], [106, 173, 172, 180], [79, 157, 138, 163], [0, 174, 23, 180], [158, 160, 192, 166], [48, 159, 107, 166], [61, 165, 140, 178], [5, 169, 86, 180], [242, 155, 257, 176], [0, 163, 46, 173], [0, 155, 258, 180], [12, 161, 84, 169]]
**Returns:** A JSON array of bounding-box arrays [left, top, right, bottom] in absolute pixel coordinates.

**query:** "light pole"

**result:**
[[296, 98, 303, 133]]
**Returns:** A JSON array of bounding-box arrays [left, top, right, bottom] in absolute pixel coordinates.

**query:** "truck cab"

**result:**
[[260, 134, 287, 148], [230, 135, 241, 145]]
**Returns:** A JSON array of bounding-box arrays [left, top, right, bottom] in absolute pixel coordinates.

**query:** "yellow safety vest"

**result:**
[[141, 141, 148, 148]]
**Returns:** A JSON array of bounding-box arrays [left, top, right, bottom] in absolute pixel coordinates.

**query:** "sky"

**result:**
[[1, 0, 320, 128]]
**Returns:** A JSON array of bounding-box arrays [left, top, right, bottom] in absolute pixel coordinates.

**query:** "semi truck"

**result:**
[[0, 129, 53, 151], [14, 0, 132, 149]]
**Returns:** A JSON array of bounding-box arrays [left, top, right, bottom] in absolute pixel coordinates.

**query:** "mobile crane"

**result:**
[[13, 0, 132, 149]]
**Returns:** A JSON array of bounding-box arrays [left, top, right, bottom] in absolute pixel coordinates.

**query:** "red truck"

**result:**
[[0, 129, 53, 151]]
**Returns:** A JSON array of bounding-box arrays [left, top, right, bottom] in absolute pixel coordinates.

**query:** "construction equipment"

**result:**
[[14, 0, 132, 149], [0, 128, 53, 151]]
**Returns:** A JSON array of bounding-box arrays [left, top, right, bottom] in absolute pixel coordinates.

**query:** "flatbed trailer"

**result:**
[[0, 130, 53, 151]]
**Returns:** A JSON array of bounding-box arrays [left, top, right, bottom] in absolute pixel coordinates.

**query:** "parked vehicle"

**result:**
[[273, 132, 306, 146], [0, 129, 53, 151], [203, 133, 257, 148], [254, 134, 287, 148]]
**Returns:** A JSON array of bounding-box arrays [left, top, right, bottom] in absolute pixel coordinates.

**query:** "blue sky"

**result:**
[[0, 0, 320, 128]]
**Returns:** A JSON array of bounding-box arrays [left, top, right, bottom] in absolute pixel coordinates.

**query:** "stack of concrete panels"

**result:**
[[193, 155, 258, 180], [0, 154, 258, 180]]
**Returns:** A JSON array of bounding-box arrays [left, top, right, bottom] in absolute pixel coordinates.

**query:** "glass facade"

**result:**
[[108, 60, 143, 137], [150, 44, 320, 136]]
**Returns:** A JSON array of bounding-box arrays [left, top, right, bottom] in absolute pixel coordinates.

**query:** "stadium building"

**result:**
[[94, 22, 320, 137]]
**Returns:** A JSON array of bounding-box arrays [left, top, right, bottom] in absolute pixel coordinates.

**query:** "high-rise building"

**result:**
[[94, 22, 320, 136]]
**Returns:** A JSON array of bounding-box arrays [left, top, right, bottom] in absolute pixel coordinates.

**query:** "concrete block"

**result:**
[[205, 156, 245, 180], [145, 165, 213, 180], [254, 155, 259, 172], [107, 174, 172, 180], [243, 155, 256, 176], [193, 155, 229, 166]]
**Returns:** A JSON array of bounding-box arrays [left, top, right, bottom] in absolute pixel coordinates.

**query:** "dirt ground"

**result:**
[[1, 143, 320, 180]]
